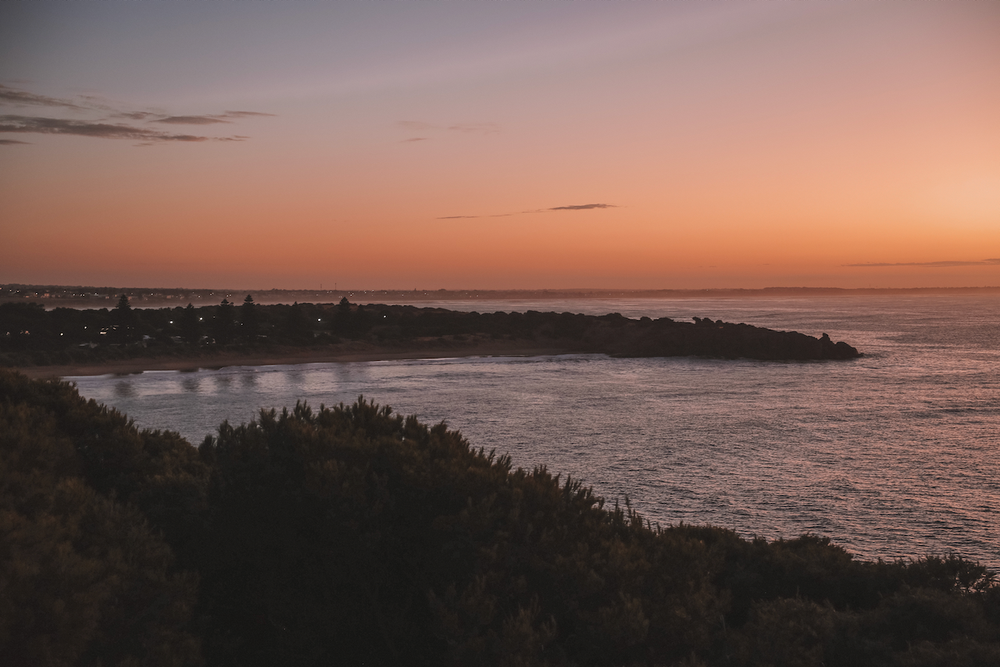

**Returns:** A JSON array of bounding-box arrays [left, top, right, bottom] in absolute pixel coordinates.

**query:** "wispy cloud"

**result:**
[[447, 122, 500, 135], [438, 203, 618, 220], [0, 84, 273, 145], [155, 115, 232, 125], [398, 120, 436, 131], [549, 203, 616, 211], [442, 209, 542, 220], [439, 210, 535, 220], [114, 111, 157, 121], [846, 259, 1000, 268], [154, 111, 278, 125], [0, 84, 87, 111], [396, 119, 500, 142], [401, 137, 428, 143], [0, 138, 31, 145], [222, 110, 276, 119], [0, 115, 238, 142]]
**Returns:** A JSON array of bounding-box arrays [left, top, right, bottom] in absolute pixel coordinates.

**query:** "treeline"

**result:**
[[0, 296, 326, 366], [2, 369, 997, 666], [1, 296, 859, 367]]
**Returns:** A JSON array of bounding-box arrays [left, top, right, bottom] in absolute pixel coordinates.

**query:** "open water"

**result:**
[[69, 295, 1000, 569]]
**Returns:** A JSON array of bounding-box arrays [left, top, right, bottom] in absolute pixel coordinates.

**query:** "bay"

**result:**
[[69, 295, 1000, 569]]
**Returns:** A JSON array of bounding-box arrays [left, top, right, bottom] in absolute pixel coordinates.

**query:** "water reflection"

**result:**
[[240, 370, 258, 389], [181, 377, 201, 393], [332, 361, 371, 384], [113, 380, 135, 398], [286, 369, 305, 390]]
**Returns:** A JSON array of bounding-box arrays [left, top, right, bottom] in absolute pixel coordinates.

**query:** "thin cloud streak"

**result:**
[[447, 122, 500, 135], [0, 115, 242, 142], [155, 115, 231, 125], [155, 111, 278, 125], [846, 259, 1000, 268], [398, 120, 437, 131], [438, 203, 617, 220], [0, 84, 274, 145], [397, 120, 500, 135], [222, 111, 276, 119], [437, 210, 537, 220], [114, 111, 157, 121], [550, 203, 616, 211], [0, 84, 87, 111]]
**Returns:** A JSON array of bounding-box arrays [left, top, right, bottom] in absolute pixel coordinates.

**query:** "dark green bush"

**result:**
[[1, 370, 996, 666]]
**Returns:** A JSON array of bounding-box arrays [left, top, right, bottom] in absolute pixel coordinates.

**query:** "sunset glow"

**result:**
[[2, 1, 998, 289]]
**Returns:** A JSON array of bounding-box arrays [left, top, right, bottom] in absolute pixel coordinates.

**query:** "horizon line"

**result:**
[[4, 284, 1000, 296]]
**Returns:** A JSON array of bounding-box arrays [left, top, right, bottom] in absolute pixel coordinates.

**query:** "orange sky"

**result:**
[[1, 2, 998, 289]]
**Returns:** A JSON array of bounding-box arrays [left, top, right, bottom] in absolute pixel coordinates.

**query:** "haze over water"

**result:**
[[70, 294, 1000, 569]]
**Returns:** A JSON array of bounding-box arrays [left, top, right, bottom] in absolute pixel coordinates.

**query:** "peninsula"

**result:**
[[2, 297, 861, 377]]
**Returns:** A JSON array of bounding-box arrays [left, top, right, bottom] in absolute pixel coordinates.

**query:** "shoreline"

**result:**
[[10, 341, 577, 379]]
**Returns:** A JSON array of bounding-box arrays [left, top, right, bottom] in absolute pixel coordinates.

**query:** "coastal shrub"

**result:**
[[193, 398, 726, 665], [0, 370, 211, 565], [729, 597, 836, 666], [2, 370, 998, 666], [0, 376, 202, 666]]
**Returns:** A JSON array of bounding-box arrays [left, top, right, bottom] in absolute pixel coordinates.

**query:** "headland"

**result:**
[[3, 299, 861, 377]]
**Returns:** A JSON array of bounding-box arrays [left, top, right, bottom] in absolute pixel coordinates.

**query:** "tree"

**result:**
[[111, 294, 136, 344], [240, 294, 259, 341], [280, 301, 311, 344], [331, 296, 353, 337], [212, 298, 236, 345], [180, 303, 201, 345]]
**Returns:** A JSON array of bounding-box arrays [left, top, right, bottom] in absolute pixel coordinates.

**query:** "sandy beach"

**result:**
[[11, 340, 577, 379]]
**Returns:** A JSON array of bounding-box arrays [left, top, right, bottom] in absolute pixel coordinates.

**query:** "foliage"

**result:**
[[180, 303, 201, 345], [2, 371, 997, 666], [212, 298, 237, 345], [112, 294, 137, 344], [0, 370, 203, 666], [240, 294, 259, 341], [1, 299, 861, 369]]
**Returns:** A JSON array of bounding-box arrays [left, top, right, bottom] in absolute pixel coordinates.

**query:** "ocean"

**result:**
[[68, 294, 1000, 569]]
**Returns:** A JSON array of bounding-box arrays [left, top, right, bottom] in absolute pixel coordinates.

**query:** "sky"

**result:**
[[1, 1, 999, 291]]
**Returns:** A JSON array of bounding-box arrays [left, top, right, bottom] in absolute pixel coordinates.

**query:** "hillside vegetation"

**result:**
[[4, 370, 996, 666], [1, 297, 859, 369]]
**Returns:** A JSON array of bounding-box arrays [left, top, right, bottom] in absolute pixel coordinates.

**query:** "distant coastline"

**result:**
[[3, 283, 1000, 310]]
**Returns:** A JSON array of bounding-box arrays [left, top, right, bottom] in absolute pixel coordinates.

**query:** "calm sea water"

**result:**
[[69, 295, 1000, 569]]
